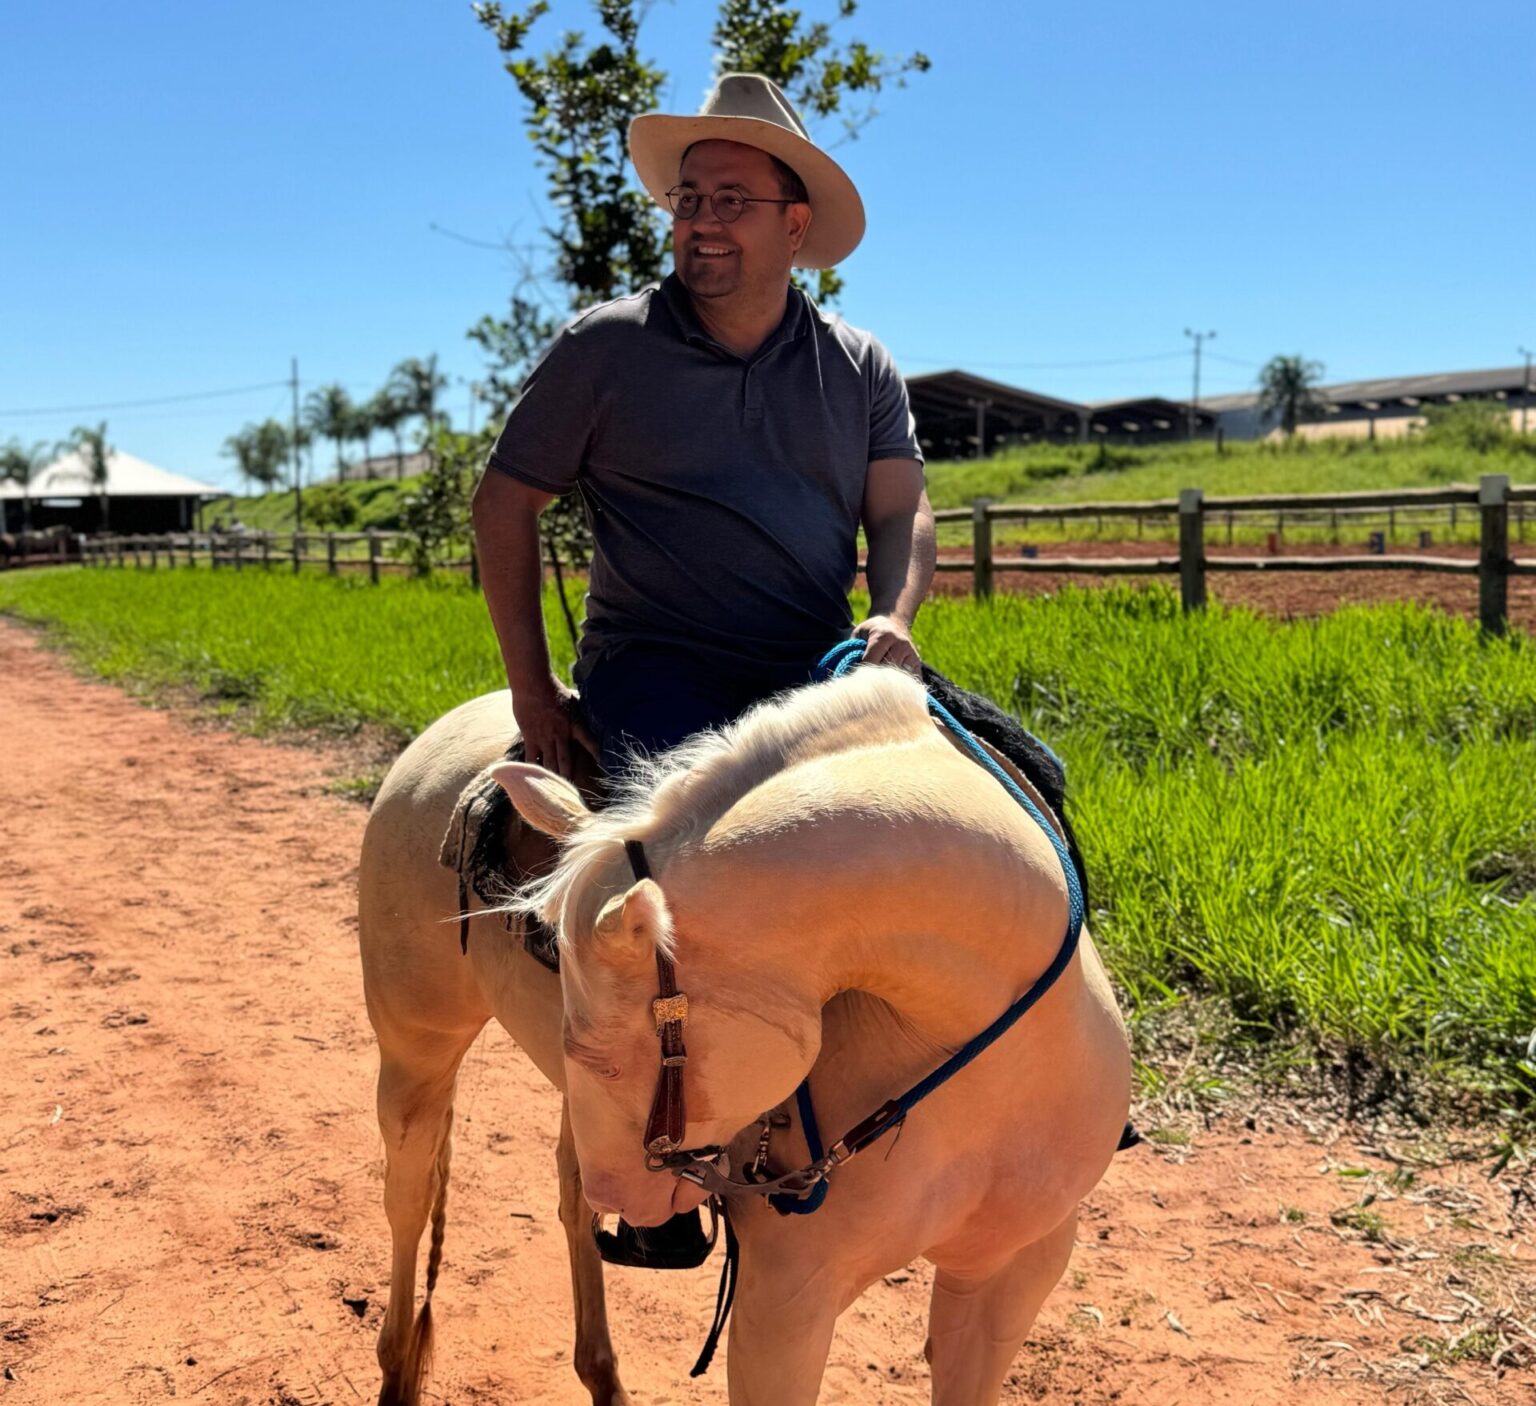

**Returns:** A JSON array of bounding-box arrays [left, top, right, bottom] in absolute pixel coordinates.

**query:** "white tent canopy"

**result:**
[[0, 449, 223, 500]]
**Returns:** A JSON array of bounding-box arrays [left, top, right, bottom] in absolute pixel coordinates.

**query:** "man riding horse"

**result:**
[[471, 71, 934, 779]]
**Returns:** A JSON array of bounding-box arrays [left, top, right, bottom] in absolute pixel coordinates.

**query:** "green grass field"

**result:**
[[4, 566, 1533, 1123], [215, 435, 1536, 554]]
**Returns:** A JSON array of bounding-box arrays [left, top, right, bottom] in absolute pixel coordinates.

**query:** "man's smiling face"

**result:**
[[672, 139, 810, 303]]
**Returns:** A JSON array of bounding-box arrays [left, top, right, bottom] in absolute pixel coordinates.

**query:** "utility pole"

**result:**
[[290, 357, 304, 531], [1520, 346, 1533, 435], [1184, 329, 1216, 440]]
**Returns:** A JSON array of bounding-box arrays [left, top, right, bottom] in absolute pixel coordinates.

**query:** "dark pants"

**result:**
[[578, 642, 830, 775]]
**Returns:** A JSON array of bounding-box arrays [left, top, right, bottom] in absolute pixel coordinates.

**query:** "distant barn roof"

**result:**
[[906, 369, 1085, 420], [1204, 364, 1532, 413], [0, 449, 223, 499]]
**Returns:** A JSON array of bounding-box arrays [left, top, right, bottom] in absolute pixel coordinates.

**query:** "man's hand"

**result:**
[[513, 675, 597, 780], [854, 615, 922, 674]]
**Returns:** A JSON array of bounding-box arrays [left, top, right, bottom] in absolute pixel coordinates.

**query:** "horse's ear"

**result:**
[[591, 878, 671, 966], [492, 762, 590, 840]]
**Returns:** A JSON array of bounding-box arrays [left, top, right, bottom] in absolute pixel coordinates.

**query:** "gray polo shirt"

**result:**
[[486, 272, 923, 679]]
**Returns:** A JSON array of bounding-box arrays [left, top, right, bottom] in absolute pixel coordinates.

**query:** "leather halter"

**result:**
[[626, 840, 694, 1165]]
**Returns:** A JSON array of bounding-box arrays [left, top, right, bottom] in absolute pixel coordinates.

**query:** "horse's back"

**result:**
[[358, 691, 517, 1043]]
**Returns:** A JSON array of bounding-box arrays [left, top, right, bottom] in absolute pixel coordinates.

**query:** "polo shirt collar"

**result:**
[[658, 271, 808, 360]]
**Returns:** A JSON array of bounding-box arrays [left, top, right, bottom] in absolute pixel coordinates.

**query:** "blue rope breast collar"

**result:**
[[769, 640, 1086, 1213], [636, 638, 1085, 1215]]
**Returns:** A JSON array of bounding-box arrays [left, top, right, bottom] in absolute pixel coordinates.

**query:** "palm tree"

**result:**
[[64, 422, 113, 531], [1257, 355, 1328, 438], [222, 426, 259, 495], [369, 389, 412, 479], [248, 420, 290, 491], [305, 385, 355, 483], [348, 400, 377, 480], [389, 356, 448, 456], [1, 438, 50, 532]]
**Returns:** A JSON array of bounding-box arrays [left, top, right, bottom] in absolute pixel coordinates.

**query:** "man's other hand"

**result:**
[[854, 615, 922, 674], [513, 676, 597, 780]]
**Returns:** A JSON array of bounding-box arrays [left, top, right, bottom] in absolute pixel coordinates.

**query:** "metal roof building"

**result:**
[[906, 371, 1208, 456], [1204, 364, 1535, 440]]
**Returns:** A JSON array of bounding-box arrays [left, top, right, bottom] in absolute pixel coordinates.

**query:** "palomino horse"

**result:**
[[358, 664, 1130, 1404]]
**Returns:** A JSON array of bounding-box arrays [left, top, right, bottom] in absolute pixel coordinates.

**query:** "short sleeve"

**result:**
[[867, 339, 924, 465], [485, 328, 595, 494]]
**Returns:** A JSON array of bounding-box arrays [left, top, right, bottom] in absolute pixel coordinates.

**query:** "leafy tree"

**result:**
[[1, 438, 51, 532], [712, 0, 930, 304], [1257, 355, 1328, 438], [305, 384, 355, 483], [64, 421, 113, 531], [396, 425, 485, 577], [469, 0, 928, 578]]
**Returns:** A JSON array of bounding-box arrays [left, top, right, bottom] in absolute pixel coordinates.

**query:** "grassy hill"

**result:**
[[209, 435, 1535, 540], [924, 434, 1536, 511], [206, 476, 422, 533]]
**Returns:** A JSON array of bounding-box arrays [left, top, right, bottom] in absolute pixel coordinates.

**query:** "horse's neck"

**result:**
[[690, 747, 1070, 1058]]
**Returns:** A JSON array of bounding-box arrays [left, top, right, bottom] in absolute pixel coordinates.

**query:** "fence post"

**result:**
[[469, 539, 481, 592], [260, 533, 271, 570], [368, 530, 381, 585], [1479, 474, 1510, 636], [327, 534, 338, 576], [149, 537, 158, 570], [291, 532, 302, 574], [1179, 488, 1206, 612], [971, 497, 994, 600], [233, 536, 244, 572]]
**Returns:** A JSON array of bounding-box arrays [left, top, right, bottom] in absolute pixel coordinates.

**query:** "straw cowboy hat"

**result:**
[[629, 72, 865, 270]]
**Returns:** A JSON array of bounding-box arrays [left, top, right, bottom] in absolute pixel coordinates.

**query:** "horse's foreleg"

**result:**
[[924, 1210, 1078, 1406], [725, 1249, 842, 1406], [556, 1099, 631, 1406], [373, 1025, 483, 1406]]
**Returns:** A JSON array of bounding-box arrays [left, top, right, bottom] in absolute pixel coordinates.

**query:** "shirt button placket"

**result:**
[[742, 366, 764, 427]]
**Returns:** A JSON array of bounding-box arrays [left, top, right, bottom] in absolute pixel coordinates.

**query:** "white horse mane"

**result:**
[[511, 665, 934, 958]]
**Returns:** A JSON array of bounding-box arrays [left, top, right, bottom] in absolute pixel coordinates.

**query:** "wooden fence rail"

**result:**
[[75, 529, 479, 587], [68, 476, 1534, 633], [954, 475, 1529, 633]]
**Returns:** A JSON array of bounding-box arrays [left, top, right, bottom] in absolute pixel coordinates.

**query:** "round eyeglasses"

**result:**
[[665, 187, 799, 223]]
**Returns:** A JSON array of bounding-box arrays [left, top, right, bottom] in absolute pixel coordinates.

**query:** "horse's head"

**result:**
[[495, 761, 824, 1227]]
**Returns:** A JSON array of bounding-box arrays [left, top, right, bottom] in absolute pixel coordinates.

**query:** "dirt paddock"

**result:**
[[1, 617, 1532, 1405], [930, 541, 1536, 633]]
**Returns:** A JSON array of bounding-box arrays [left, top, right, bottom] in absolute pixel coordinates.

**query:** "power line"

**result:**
[[903, 351, 1189, 372], [0, 380, 290, 418]]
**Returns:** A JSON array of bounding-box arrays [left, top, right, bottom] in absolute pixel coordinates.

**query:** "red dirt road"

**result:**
[[2, 618, 1532, 1406]]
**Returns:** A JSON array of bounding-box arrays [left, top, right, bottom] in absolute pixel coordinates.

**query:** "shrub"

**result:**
[[305, 483, 358, 529]]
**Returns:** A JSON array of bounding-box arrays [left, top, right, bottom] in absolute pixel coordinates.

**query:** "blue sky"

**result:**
[[4, 0, 1533, 492]]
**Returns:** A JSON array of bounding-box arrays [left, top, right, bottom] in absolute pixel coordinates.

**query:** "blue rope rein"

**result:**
[[769, 639, 1084, 1215]]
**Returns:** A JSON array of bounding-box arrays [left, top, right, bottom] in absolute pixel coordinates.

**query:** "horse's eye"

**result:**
[[597, 1065, 622, 1083]]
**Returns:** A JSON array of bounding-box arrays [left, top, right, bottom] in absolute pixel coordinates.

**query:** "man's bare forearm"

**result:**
[[472, 471, 555, 695], [866, 495, 936, 627]]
